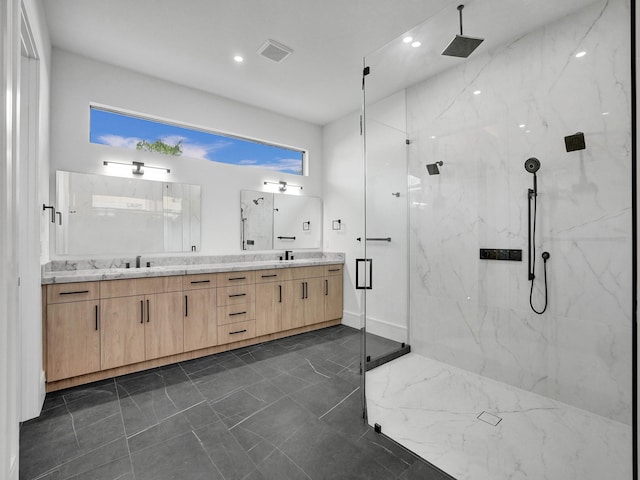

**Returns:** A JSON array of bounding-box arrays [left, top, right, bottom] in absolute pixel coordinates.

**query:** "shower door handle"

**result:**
[[355, 258, 373, 290]]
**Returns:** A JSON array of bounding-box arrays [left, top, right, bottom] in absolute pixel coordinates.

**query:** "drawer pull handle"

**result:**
[[278, 285, 282, 303], [261, 274, 277, 278], [228, 276, 246, 281], [140, 300, 144, 324], [329, 268, 341, 272], [325, 279, 328, 296], [95, 305, 99, 331], [229, 293, 246, 298], [59, 290, 90, 295], [229, 311, 247, 316], [190, 280, 211, 284], [146, 299, 150, 323], [185, 295, 188, 316], [229, 329, 247, 335]]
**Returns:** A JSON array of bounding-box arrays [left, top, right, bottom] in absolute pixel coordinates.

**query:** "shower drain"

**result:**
[[477, 411, 502, 426]]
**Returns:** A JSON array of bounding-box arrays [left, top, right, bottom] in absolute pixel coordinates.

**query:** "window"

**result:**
[[90, 107, 305, 175]]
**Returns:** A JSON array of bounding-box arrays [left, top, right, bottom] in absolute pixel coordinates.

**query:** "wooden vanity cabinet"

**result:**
[[255, 268, 291, 336], [100, 295, 145, 369], [44, 263, 344, 390], [324, 265, 344, 321], [100, 277, 183, 370], [216, 274, 256, 344], [182, 273, 218, 352], [46, 287, 101, 382], [282, 266, 326, 330]]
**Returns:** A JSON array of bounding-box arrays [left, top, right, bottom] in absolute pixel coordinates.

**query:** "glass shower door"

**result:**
[[361, 67, 410, 371]]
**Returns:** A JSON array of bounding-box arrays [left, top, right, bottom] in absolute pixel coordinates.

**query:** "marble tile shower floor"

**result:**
[[366, 353, 633, 480], [20, 326, 450, 480]]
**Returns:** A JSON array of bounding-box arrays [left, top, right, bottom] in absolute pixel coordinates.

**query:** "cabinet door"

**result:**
[[255, 282, 282, 336], [101, 296, 146, 369], [47, 301, 101, 381], [145, 292, 184, 359], [282, 280, 305, 330], [304, 277, 325, 326], [324, 275, 344, 321], [184, 289, 217, 352]]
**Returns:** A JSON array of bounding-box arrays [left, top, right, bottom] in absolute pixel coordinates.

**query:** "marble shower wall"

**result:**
[[407, 0, 631, 423]]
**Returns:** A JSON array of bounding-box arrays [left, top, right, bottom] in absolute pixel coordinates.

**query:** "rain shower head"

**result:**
[[426, 161, 444, 175], [253, 197, 264, 205], [441, 5, 484, 58]]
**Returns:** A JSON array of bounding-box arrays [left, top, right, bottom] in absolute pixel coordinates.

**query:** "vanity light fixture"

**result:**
[[103, 160, 170, 175], [263, 180, 303, 192]]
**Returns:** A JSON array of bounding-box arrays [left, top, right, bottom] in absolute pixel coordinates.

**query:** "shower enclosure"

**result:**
[[360, 0, 635, 479]]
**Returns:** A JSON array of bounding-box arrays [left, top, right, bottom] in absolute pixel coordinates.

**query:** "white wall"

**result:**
[[322, 90, 409, 342], [323, 111, 364, 329], [49, 49, 323, 257]]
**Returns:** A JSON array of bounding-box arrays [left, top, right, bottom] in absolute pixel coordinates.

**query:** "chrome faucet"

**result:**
[[135, 255, 142, 268]]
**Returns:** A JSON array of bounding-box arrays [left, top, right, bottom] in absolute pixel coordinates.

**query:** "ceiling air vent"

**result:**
[[257, 39, 293, 63]]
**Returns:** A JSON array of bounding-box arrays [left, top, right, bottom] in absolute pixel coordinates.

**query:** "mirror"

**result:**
[[240, 190, 322, 250], [56, 171, 201, 255]]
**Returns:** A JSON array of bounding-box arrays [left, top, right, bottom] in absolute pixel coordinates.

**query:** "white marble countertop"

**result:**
[[42, 255, 344, 285]]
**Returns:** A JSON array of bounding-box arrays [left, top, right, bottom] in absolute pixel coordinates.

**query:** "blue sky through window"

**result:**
[[90, 107, 304, 175]]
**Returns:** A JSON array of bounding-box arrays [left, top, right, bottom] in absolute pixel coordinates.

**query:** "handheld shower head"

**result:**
[[524, 157, 540, 174]]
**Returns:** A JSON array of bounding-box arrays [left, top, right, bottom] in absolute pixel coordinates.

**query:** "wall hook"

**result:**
[[43, 204, 56, 223]]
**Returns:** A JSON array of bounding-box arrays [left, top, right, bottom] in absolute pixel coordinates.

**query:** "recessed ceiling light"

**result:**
[[601, 111, 610, 116], [575, 51, 587, 58], [519, 124, 526, 128], [473, 90, 481, 95], [411, 41, 421, 48], [403, 36, 413, 44], [234, 55, 244, 63]]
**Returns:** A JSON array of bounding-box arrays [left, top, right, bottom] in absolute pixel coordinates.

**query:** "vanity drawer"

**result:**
[[47, 282, 100, 304], [100, 276, 182, 298], [217, 303, 255, 325], [218, 320, 256, 344], [217, 285, 255, 306], [217, 271, 255, 287], [325, 264, 343, 276], [255, 268, 292, 283], [291, 266, 325, 280], [182, 273, 217, 290]]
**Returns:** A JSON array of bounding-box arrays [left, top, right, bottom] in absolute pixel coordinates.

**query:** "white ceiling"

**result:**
[[41, 0, 597, 126]]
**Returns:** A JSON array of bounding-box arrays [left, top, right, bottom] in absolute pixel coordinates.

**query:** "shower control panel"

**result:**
[[479, 248, 522, 261]]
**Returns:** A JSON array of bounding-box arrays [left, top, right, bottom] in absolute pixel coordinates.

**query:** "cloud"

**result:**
[[160, 135, 187, 145], [242, 157, 303, 174], [175, 138, 234, 160], [97, 134, 142, 149]]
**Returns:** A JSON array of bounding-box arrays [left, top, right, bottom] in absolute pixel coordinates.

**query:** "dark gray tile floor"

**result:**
[[20, 325, 453, 480]]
